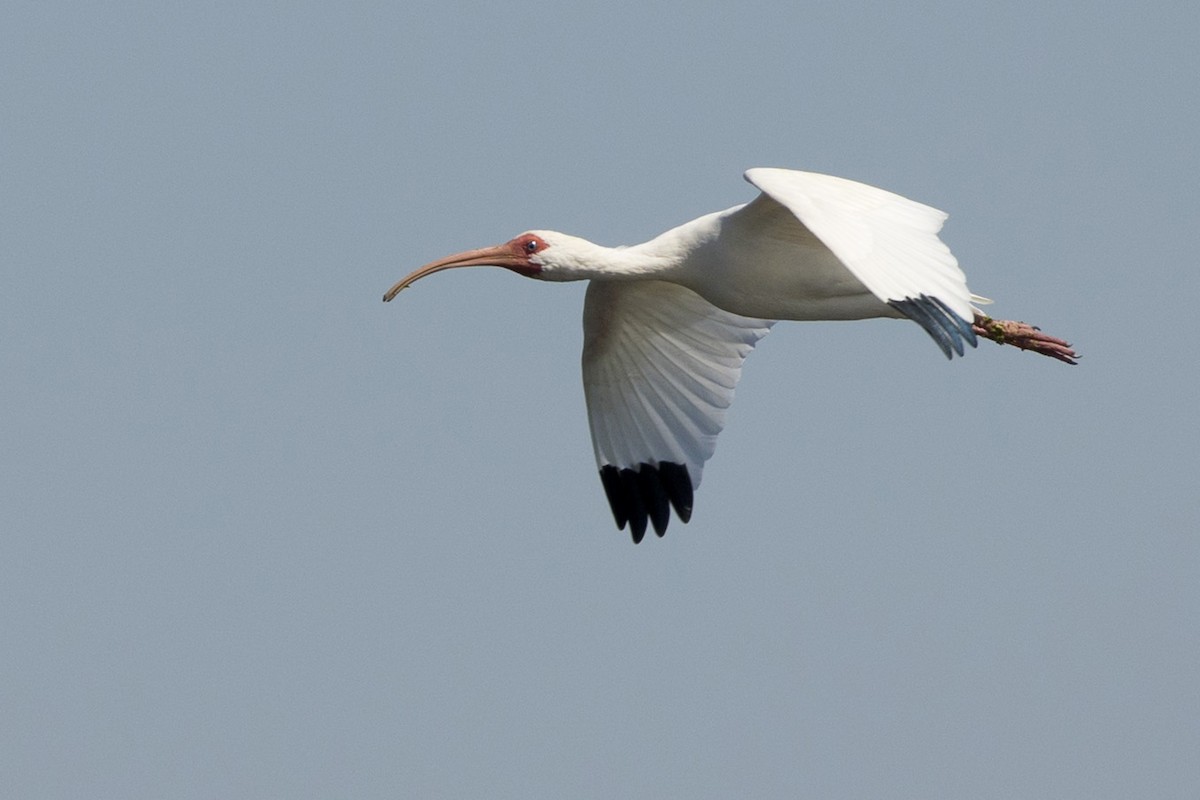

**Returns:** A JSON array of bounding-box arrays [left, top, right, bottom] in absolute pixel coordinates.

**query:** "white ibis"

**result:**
[[384, 168, 1076, 543]]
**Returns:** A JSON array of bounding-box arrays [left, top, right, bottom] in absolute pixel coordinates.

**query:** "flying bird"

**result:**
[[384, 168, 1076, 543]]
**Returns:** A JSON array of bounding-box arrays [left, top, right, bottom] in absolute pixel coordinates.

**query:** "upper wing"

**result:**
[[582, 279, 773, 543], [744, 168, 978, 358]]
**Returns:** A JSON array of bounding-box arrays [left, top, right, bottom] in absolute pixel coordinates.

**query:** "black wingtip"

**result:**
[[598, 462, 694, 543], [888, 295, 977, 359], [657, 462, 694, 523], [930, 295, 978, 353], [598, 466, 628, 531], [637, 468, 671, 537], [619, 468, 648, 543]]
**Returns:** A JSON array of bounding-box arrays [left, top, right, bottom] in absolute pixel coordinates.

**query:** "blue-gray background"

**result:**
[[4, 2, 1197, 797]]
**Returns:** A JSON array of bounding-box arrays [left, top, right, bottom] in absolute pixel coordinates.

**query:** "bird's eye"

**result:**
[[525, 238, 540, 253]]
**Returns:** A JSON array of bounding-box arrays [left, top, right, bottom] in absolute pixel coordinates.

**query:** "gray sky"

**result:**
[[3, 2, 1198, 798]]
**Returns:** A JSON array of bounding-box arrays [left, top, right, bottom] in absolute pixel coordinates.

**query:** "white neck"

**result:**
[[530, 228, 693, 283]]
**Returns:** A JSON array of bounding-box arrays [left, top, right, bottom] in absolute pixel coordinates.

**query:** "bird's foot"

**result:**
[[972, 314, 1079, 365]]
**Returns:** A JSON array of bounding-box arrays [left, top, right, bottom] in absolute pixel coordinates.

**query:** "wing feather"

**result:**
[[744, 168, 977, 357], [582, 280, 773, 540]]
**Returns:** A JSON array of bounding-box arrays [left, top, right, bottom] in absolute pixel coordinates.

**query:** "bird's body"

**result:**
[[671, 212, 891, 322], [384, 168, 1076, 542], [592, 203, 890, 322]]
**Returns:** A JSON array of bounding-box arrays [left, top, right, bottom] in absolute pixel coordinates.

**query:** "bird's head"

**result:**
[[383, 231, 617, 301]]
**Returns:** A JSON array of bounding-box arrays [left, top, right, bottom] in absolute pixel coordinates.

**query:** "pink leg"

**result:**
[[972, 314, 1079, 365]]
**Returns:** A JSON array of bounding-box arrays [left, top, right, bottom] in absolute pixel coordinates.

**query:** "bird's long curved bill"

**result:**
[[382, 244, 522, 302]]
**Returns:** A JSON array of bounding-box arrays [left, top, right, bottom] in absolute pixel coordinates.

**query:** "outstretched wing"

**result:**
[[744, 168, 978, 358], [582, 280, 773, 543]]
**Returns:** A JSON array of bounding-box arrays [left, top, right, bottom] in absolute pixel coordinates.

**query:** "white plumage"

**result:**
[[383, 168, 1075, 542], [581, 279, 772, 491]]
